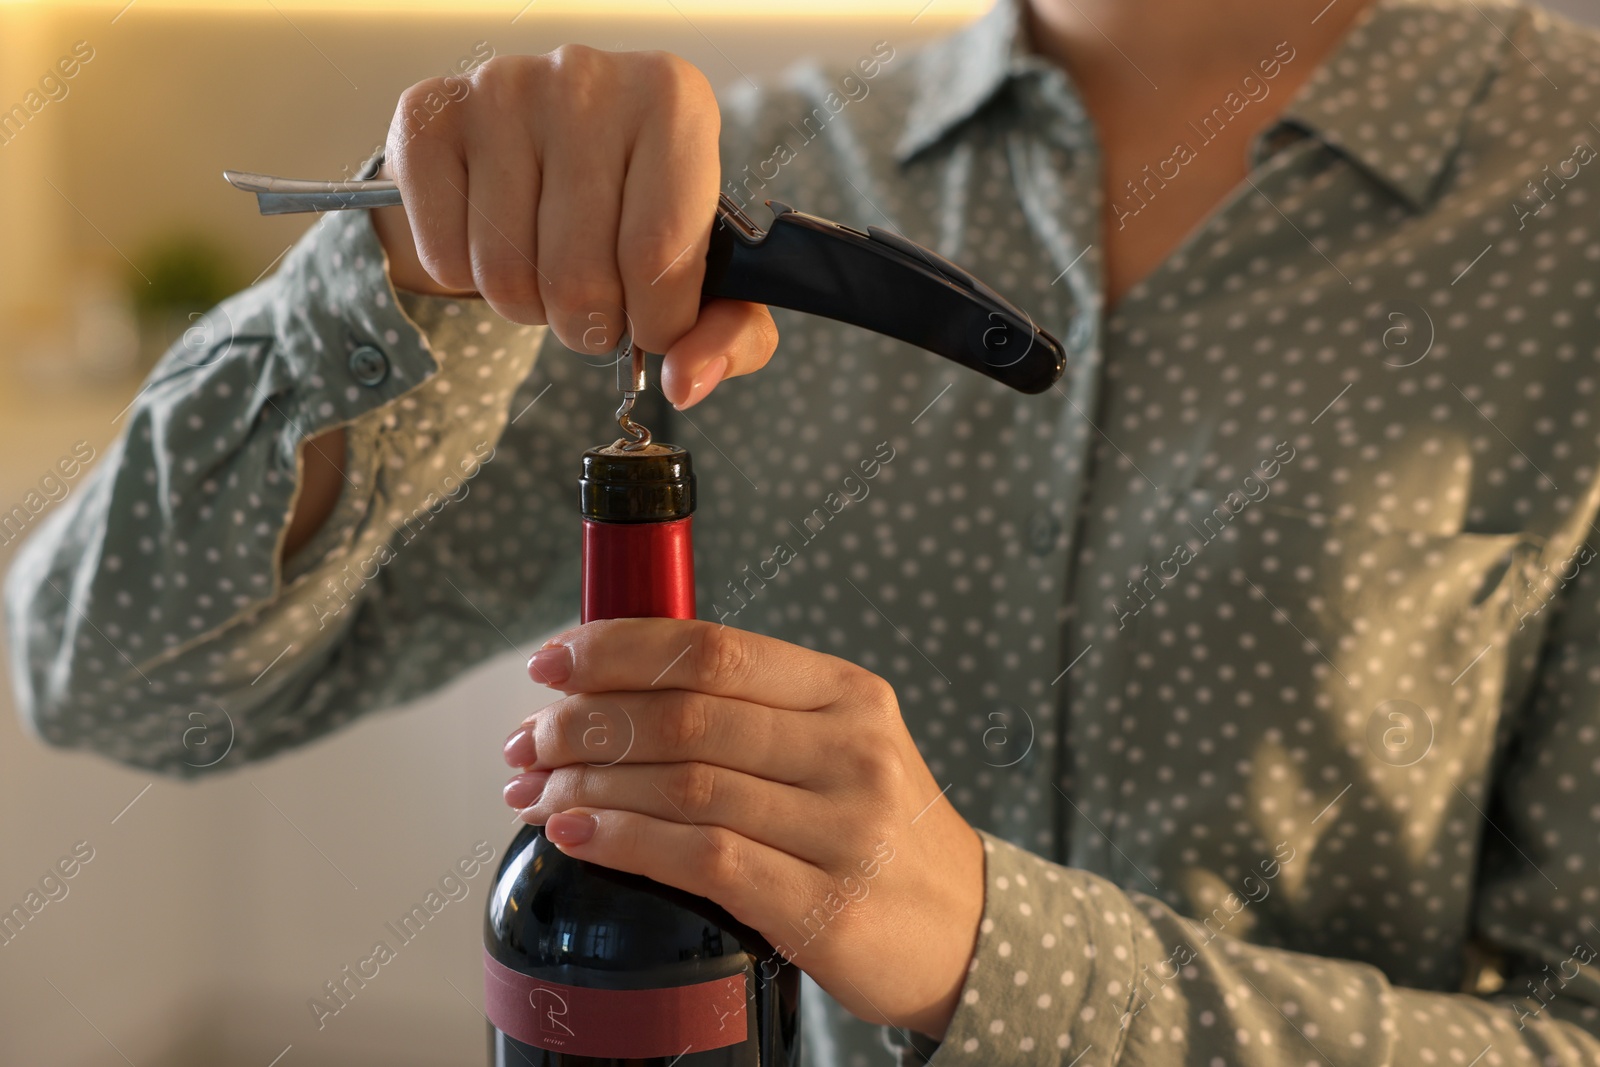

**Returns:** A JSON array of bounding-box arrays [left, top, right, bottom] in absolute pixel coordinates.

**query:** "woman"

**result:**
[[8, 0, 1600, 1061]]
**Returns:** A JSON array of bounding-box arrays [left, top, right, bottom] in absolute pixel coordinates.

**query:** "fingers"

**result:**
[[535, 46, 630, 356], [509, 761, 835, 861], [659, 299, 779, 409], [382, 50, 743, 359], [522, 688, 827, 782], [616, 52, 721, 354], [386, 77, 473, 292], [462, 72, 545, 323], [542, 807, 824, 931], [529, 618, 863, 710], [368, 178, 479, 298]]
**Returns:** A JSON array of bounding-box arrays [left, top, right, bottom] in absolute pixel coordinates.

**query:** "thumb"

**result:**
[[659, 298, 779, 410]]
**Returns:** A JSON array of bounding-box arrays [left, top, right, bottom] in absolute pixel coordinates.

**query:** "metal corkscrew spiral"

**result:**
[[613, 341, 652, 450]]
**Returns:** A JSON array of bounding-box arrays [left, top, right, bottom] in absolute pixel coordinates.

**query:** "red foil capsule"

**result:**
[[577, 441, 697, 623], [582, 515, 694, 622]]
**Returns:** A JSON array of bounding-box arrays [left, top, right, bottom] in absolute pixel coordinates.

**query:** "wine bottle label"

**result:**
[[484, 950, 749, 1056]]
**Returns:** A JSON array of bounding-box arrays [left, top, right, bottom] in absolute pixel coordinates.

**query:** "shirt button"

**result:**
[[348, 345, 390, 387]]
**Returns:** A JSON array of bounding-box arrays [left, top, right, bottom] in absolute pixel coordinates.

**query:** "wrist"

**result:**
[[901, 821, 986, 1040]]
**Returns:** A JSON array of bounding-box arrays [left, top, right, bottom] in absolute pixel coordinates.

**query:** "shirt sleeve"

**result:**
[[2, 65, 788, 779], [893, 576, 1600, 1067], [1, 207, 559, 777]]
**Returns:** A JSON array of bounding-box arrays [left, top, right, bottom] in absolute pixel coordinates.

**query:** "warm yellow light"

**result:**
[[0, 0, 992, 20]]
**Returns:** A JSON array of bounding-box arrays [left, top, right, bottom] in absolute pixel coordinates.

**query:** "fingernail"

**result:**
[[545, 811, 598, 846], [503, 770, 550, 809], [503, 726, 537, 769], [528, 645, 572, 686], [674, 355, 727, 411]]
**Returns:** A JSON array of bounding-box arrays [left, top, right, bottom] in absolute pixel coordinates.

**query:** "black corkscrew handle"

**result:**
[[703, 195, 1066, 395]]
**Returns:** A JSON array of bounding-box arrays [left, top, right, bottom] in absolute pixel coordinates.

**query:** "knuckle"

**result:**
[[861, 671, 898, 715], [621, 232, 701, 294], [463, 56, 520, 112], [527, 707, 555, 753], [849, 743, 905, 796], [470, 53, 518, 89], [393, 81, 426, 116], [541, 276, 623, 349], [544, 765, 582, 805], [546, 43, 609, 99], [639, 49, 690, 85], [838, 665, 896, 722], [662, 690, 711, 752], [692, 626, 748, 689], [573, 704, 625, 761], [550, 41, 603, 68], [474, 259, 542, 311], [640, 51, 716, 116], [673, 761, 719, 817], [414, 243, 469, 289], [394, 77, 444, 117], [541, 273, 617, 318], [751, 309, 780, 360], [548, 703, 587, 758], [696, 826, 744, 889], [570, 709, 602, 759], [392, 77, 462, 140]]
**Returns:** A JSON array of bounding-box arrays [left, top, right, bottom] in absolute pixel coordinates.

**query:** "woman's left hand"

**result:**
[[500, 617, 985, 1039]]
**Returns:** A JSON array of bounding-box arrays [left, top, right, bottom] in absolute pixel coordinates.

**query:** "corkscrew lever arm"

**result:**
[[222, 172, 1069, 395], [702, 194, 1066, 395]]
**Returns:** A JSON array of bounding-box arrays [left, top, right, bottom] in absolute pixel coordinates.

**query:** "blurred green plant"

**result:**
[[127, 232, 241, 368]]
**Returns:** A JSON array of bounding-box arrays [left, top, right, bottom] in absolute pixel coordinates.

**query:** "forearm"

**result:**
[[3, 210, 550, 774], [278, 157, 478, 565], [281, 426, 346, 561]]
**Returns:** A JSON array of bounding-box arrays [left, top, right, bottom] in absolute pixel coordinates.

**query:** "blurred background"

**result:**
[[0, 0, 1596, 1065]]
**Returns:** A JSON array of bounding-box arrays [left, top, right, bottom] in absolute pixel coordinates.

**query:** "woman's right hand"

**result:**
[[370, 47, 778, 410]]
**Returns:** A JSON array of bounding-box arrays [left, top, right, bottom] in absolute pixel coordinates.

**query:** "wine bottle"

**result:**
[[484, 441, 801, 1065]]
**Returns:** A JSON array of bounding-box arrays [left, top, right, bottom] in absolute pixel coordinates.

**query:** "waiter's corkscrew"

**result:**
[[221, 171, 1070, 396]]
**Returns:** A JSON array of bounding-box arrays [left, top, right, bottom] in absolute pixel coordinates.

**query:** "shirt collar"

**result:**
[[895, 0, 1515, 210], [1272, 0, 1515, 209], [894, 0, 1034, 163]]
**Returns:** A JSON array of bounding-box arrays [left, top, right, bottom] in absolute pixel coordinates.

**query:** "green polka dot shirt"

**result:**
[[8, 0, 1600, 1062]]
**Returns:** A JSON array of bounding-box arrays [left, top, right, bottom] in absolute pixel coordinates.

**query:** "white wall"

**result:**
[[0, 5, 953, 1066], [1542, 0, 1600, 23]]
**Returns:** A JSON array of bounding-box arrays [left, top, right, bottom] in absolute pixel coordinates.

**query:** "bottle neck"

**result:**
[[581, 515, 696, 623]]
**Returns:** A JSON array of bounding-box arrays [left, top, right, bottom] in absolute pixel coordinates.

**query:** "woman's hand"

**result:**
[[500, 618, 986, 1040], [370, 47, 779, 410]]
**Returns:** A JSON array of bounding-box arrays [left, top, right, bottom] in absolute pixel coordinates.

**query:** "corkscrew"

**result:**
[[222, 170, 1070, 426], [613, 340, 651, 450]]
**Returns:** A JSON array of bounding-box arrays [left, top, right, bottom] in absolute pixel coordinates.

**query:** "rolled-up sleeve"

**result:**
[[3, 207, 551, 776]]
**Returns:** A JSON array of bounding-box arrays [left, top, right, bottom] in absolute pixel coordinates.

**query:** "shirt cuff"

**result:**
[[279, 285, 544, 588], [888, 831, 1140, 1065], [265, 207, 441, 437]]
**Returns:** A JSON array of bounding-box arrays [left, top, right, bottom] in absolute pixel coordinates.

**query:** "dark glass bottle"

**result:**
[[484, 441, 801, 1065]]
